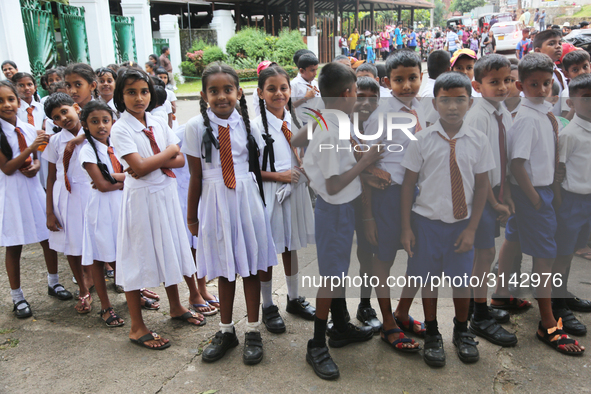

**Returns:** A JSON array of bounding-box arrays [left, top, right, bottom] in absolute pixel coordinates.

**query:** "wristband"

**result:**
[[187, 220, 198, 226], [492, 202, 500, 209], [363, 217, 375, 222]]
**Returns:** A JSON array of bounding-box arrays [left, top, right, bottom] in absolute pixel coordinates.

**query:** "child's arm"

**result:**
[[46, 162, 61, 232], [262, 169, 291, 183], [65, 133, 86, 152], [20, 151, 41, 179], [510, 158, 541, 208], [400, 169, 419, 257], [455, 172, 489, 253], [360, 184, 378, 246], [291, 124, 311, 148], [186, 154, 203, 237], [83, 162, 124, 192], [0, 133, 48, 176], [162, 149, 185, 169], [292, 88, 317, 109], [325, 144, 383, 195], [122, 143, 180, 178], [168, 113, 173, 129]]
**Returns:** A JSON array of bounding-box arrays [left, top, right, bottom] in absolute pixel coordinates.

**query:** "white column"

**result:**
[[69, 0, 115, 68], [209, 10, 236, 53], [306, 35, 319, 58], [120, 0, 153, 64], [0, 0, 31, 77], [158, 14, 183, 82]]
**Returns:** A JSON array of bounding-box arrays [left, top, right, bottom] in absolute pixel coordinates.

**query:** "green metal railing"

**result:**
[[153, 38, 169, 58], [57, 3, 90, 64], [20, 0, 57, 84], [111, 15, 138, 63]]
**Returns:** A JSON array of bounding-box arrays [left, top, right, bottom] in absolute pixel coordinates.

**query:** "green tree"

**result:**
[[450, 0, 485, 14], [433, 0, 447, 28]]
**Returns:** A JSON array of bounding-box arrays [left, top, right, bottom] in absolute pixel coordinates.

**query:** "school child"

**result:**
[[504, 64, 522, 118], [303, 62, 381, 380], [79, 100, 125, 327], [465, 54, 518, 346], [401, 71, 495, 366], [516, 28, 531, 60], [493, 53, 585, 355], [355, 63, 392, 99], [533, 29, 568, 117], [12, 72, 44, 129], [291, 54, 322, 124], [450, 49, 481, 98], [110, 68, 204, 350], [96, 67, 118, 118], [560, 50, 591, 122], [40, 68, 64, 105], [550, 73, 591, 337], [150, 86, 170, 126], [0, 81, 70, 318], [152, 74, 175, 127], [145, 62, 156, 76], [362, 50, 425, 350], [419, 50, 451, 127], [64, 63, 97, 109], [546, 82, 570, 127], [43, 93, 93, 313], [251, 61, 276, 118], [183, 63, 276, 363]]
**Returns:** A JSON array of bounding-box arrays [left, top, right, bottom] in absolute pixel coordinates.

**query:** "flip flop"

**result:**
[[130, 332, 171, 350], [204, 295, 220, 308], [141, 296, 160, 311], [380, 328, 421, 353], [171, 311, 206, 326], [191, 303, 218, 316], [75, 293, 92, 314], [140, 288, 160, 301], [394, 314, 426, 338]]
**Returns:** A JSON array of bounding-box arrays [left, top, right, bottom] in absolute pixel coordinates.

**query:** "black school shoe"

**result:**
[[423, 334, 445, 367], [565, 292, 591, 313], [48, 284, 73, 300], [468, 302, 510, 324], [262, 304, 286, 334], [470, 317, 518, 347], [13, 300, 32, 319], [306, 343, 340, 380], [202, 329, 239, 363], [286, 296, 316, 320], [452, 329, 480, 364], [327, 322, 373, 348], [356, 304, 382, 334], [243, 331, 264, 365], [553, 308, 587, 336]]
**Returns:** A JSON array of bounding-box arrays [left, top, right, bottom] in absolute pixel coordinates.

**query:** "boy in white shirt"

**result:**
[[420, 50, 451, 127], [400, 71, 495, 367], [291, 54, 322, 124], [533, 30, 568, 117]]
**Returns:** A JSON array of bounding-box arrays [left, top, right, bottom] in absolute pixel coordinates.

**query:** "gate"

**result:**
[[111, 15, 138, 63], [20, 0, 58, 83], [153, 38, 169, 57], [57, 3, 91, 64]]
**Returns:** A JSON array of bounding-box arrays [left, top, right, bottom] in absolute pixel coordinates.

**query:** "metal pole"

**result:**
[[188, 1, 191, 46]]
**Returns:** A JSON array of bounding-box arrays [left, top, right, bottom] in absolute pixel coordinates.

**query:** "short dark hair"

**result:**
[[581, 21, 590, 27], [333, 55, 349, 63], [551, 80, 560, 96], [533, 29, 562, 49], [518, 52, 554, 82], [40, 68, 64, 90], [44, 92, 75, 119], [318, 62, 356, 99], [375, 64, 387, 79], [473, 54, 511, 82], [568, 73, 591, 97], [154, 86, 168, 106], [356, 63, 378, 77], [293, 49, 313, 68], [151, 76, 165, 88], [385, 49, 422, 77], [356, 76, 380, 95], [298, 54, 319, 70], [113, 68, 157, 113], [1, 60, 17, 70], [427, 50, 451, 79], [509, 58, 519, 66], [433, 71, 472, 97], [523, 28, 531, 34], [161, 46, 169, 54], [562, 50, 591, 72]]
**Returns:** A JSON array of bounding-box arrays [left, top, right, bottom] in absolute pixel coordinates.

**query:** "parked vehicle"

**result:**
[[565, 29, 591, 56], [478, 13, 513, 34], [491, 21, 525, 51], [447, 16, 473, 29]]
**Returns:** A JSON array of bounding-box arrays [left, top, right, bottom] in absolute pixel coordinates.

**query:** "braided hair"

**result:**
[[79, 100, 118, 184], [12, 72, 40, 102], [0, 81, 19, 160]]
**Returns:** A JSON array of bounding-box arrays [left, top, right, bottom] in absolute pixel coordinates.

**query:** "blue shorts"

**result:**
[[505, 184, 557, 259], [555, 189, 591, 256], [474, 198, 501, 250], [371, 184, 403, 263], [354, 197, 372, 256], [315, 196, 356, 277], [406, 213, 474, 283]]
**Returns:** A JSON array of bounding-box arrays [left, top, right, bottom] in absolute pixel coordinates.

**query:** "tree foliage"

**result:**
[[450, 0, 486, 14], [434, 0, 447, 28]]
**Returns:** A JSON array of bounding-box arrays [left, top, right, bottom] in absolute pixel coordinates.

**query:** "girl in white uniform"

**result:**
[[184, 63, 277, 365], [96, 67, 119, 120], [43, 93, 92, 314], [252, 66, 315, 334], [110, 68, 204, 350], [79, 101, 125, 327], [0, 81, 69, 318]]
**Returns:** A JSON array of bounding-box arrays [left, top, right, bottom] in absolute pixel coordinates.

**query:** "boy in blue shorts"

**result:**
[[464, 54, 518, 347], [303, 62, 383, 380], [401, 72, 495, 367], [494, 53, 584, 355]]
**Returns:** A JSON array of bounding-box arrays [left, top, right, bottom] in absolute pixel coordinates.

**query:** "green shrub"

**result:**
[[274, 29, 307, 66], [190, 39, 209, 52], [226, 28, 272, 62], [180, 60, 199, 77], [202, 46, 226, 66], [236, 68, 258, 80]]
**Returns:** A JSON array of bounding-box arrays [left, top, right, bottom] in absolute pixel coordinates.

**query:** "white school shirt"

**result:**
[[290, 74, 323, 124], [379, 86, 392, 98], [303, 116, 362, 205], [98, 97, 119, 120], [503, 100, 522, 119], [252, 109, 292, 172], [363, 96, 425, 185], [0, 117, 36, 162], [419, 77, 439, 126], [507, 98, 558, 187], [151, 105, 169, 123], [78, 137, 118, 180], [42, 127, 88, 184], [464, 98, 512, 188], [17, 100, 45, 130], [401, 120, 495, 223], [418, 77, 436, 98], [559, 114, 591, 194], [110, 111, 179, 192], [552, 65, 568, 116]]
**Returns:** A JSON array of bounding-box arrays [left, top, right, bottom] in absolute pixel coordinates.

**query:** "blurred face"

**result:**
[[472, 66, 512, 104], [452, 57, 475, 81], [433, 87, 472, 126], [65, 73, 96, 107], [50, 104, 81, 132], [47, 72, 62, 85], [523, 31, 530, 40], [149, 55, 158, 64], [2, 64, 17, 80], [356, 70, 378, 82], [122, 79, 151, 120], [386, 65, 422, 105], [300, 65, 318, 83], [201, 73, 241, 119], [567, 88, 591, 122], [565, 61, 591, 79], [145, 64, 153, 74], [516, 70, 553, 103], [507, 69, 521, 98], [0, 86, 20, 123], [15, 77, 35, 101], [352, 87, 379, 124], [259, 75, 290, 117], [84, 110, 113, 145], [97, 73, 116, 99], [535, 37, 562, 61], [157, 73, 169, 85]]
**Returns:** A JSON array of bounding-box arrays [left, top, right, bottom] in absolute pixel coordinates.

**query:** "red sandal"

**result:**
[[536, 318, 585, 356], [491, 294, 531, 310]]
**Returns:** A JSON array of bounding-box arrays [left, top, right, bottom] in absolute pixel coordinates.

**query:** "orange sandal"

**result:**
[[536, 318, 585, 356]]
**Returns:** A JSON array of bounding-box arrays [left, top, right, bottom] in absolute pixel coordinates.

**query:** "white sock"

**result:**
[[261, 280, 274, 308], [286, 273, 299, 301], [47, 273, 63, 291], [10, 288, 26, 309], [219, 321, 235, 334], [245, 321, 261, 333]]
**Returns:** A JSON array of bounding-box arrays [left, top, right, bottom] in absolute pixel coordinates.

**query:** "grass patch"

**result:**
[[176, 79, 259, 96], [0, 338, 19, 350], [573, 5, 591, 17], [0, 328, 15, 335]]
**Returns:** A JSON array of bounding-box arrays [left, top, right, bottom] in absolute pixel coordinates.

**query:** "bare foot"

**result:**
[[171, 307, 205, 325], [130, 329, 169, 348], [382, 323, 420, 350]]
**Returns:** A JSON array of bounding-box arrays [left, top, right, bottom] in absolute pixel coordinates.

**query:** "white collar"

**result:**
[[572, 114, 591, 132], [120, 111, 156, 132], [207, 108, 242, 131], [430, 119, 471, 140], [264, 108, 291, 132], [389, 96, 420, 112], [0, 116, 19, 131], [90, 136, 110, 154], [521, 98, 553, 113]]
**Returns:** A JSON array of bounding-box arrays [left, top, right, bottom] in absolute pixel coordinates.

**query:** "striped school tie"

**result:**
[[437, 132, 468, 220], [107, 146, 123, 173], [26, 107, 35, 126], [142, 126, 175, 178], [546, 112, 560, 169], [63, 143, 74, 192], [349, 136, 391, 188], [218, 125, 236, 189], [400, 107, 422, 133], [281, 121, 303, 167], [494, 113, 507, 203], [14, 127, 32, 169]]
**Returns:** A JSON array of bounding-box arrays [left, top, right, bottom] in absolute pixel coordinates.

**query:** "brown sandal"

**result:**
[[76, 293, 92, 314]]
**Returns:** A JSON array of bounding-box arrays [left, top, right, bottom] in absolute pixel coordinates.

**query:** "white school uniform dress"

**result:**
[[252, 109, 314, 253], [0, 118, 49, 246], [42, 128, 90, 255], [419, 77, 439, 126], [560, 114, 591, 194], [79, 138, 123, 266], [99, 97, 119, 120], [150, 106, 169, 123], [182, 108, 277, 281], [290, 74, 324, 125], [111, 111, 195, 290], [552, 66, 568, 116]]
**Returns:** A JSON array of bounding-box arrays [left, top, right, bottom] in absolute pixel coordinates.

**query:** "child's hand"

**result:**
[[364, 218, 379, 246], [291, 169, 300, 184], [125, 167, 140, 179], [47, 213, 62, 232], [65, 135, 85, 152], [19, 161, 39, 178], [30, 133, 50, 151], [361, 143, 384, 165], [304, 88, 316, 99], [277, 169, 292, 183], [552, 192, 562, 211], [494, 203, 511, 224], [166, 144, 181, 157], [113, 173, 126, 183], [554, 162, 566, 183], [401, 228, 416, 257], [454, 228, 475, 254], [188, 220, 199, 237], [533, 193, 543, 210]]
